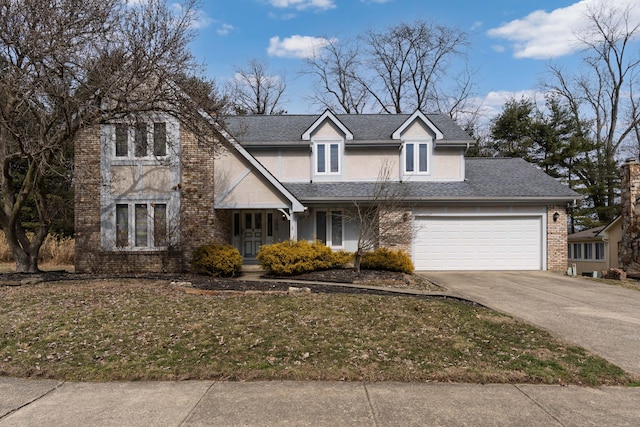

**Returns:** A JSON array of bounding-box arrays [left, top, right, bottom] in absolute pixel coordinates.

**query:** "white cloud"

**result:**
[[267, 0, 336, 11], [268, 35, 334, 58], [216, 23, 236, 36], [488, 0, 640, 59]]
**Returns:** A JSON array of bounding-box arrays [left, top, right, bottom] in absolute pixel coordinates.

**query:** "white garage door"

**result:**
[[414, 216, 543, 270]]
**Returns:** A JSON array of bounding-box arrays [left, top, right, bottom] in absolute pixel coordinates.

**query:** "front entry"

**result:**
[[232, 210, 290, 260], [242, 212, 263, 258]]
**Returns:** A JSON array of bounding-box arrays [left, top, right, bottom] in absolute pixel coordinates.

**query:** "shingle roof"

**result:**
[[568, 226, 605, 241], [283, 158, 579, 202], [223, 113, 474, 145]]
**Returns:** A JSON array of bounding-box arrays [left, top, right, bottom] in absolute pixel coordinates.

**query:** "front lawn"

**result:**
[[0, 278, 634, 385]]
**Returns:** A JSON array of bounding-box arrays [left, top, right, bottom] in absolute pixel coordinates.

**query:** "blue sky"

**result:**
[[188, 0, 640, 120]]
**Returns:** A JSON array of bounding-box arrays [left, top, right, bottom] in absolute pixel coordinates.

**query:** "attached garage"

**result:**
[[413, 215, 544, 271]]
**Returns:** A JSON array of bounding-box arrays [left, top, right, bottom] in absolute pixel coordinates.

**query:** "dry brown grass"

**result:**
[[0, 231, 74, 265], [0, 278, 635, 385]]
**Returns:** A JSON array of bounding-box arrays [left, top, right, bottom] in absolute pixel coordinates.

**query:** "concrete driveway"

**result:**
[[422, 271, 640, 376]]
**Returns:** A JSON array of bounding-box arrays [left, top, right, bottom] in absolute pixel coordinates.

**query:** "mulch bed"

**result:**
[[0, 268, 444, 297]]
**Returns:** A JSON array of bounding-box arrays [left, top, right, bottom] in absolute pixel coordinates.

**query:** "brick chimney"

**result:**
[[619, 158, 640, 274]]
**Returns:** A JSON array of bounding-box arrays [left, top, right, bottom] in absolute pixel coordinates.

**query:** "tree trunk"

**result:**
[[353, 249, 362, 273], [13, 249, 40, 273]]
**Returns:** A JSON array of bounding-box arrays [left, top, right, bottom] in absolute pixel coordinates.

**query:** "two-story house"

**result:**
[[74, 110, 577, 273]]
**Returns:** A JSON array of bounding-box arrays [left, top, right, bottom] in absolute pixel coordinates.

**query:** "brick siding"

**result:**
[[546, 205, 568, 271], [74, 124, 220, 273]]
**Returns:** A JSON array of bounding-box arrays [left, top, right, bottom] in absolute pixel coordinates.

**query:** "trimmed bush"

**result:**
[[191, 244, 243, 277], [257, 240, 352, 276], [361, 247, 414, 274]]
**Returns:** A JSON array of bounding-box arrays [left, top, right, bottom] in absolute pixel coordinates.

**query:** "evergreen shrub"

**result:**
[[361, 247, 414, 274], [257, 240, 352, 276], [191, 244, 243, 277]]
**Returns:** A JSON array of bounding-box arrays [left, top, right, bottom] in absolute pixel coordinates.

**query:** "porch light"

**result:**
[[553, 212, 560, 222]]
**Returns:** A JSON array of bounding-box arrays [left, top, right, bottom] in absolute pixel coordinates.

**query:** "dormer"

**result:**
[[393, 111, 469, 182], [302, 110, 352, 181]]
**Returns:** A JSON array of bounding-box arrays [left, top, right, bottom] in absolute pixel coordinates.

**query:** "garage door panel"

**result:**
[[414, 216, 542, 270]]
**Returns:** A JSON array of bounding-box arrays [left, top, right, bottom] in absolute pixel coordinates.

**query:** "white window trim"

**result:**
[[316, 209, 345, 249], [569, 242, 606, 261], [108, 115, 178, 161], [111, 200, 173, 251], [313, 139, 343, 177], [401, 140, 432, 177], [100, 115, 182, 252]]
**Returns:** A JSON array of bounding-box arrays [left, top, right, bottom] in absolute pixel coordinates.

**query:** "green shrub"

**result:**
[[361, 247, 414, 274], [257, 240, 352, 276], [191, 244, 243, 277]]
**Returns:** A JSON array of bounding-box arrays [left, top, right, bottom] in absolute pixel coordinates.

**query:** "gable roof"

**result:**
[[302, 110, 353, 140], [198, 114, 305, 213], [283, 158, 578, 203], [223, 113, 474, 146], [391, 110, 443, 140]]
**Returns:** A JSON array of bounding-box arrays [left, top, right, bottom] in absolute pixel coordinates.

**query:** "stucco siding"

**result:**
[[345, 149, 398, 181], [431, 149, 464, 181]]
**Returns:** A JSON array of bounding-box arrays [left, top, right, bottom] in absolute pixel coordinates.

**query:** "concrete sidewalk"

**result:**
[[1, 377, 639, 426]]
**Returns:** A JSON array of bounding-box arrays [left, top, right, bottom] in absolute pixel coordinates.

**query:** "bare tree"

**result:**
[[229, 58, 287, 115], [302, 38, 370, 114], [543, 3, 640, 224], [360, 20, 470, 114], [0, 0, 206, 272], [345, 162, 412, 272]]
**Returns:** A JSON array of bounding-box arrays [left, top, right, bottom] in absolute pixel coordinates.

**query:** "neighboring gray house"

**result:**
[[75, 110, 577, 273]]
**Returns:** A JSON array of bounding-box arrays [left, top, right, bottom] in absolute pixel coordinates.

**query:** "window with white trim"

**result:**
[[114, 122, 168, 158], [115, 202, 167, 249], [595, 242, 605, 260], [583, 242, 593, 259], [568, 242, 606, 261], [316, 210, 343, 247], [315, 141, 341, 174], [402, 141, 430, 174]]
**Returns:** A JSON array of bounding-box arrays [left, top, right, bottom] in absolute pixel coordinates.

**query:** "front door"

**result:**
[[243, 212, 263, 258]]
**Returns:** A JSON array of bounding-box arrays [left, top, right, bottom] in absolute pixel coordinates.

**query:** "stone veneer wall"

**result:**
[[546, 205, 568, 271], [378, 209, 413, 255], [74, 125, 220, 273], [619, 159, 640, 275]]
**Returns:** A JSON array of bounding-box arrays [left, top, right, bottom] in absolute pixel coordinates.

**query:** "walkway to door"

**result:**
[[422, 271, 640, 375]]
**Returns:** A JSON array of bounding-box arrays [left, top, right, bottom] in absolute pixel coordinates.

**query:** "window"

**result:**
[[233, 213, 240, 237], [404, 142, 429, 174], [572, 243, 582, 260], [595, 242, 605, 260], [153, 123, 167, 156], [267, 213, 273, 237], [113, 122, 168, 158], [315, 142, 340, 174], [331, 211, 343, 246], [116, 204, 129, 247], [115, 125, 128, 157], [316, 210, 343, 247], [583, 242, 593, 260], [153, 204, 167, 247], [114, 202, 168, 249], [134, 123, 147, 157], [135, 204, 148, 246], [567, 244, 572, 259]]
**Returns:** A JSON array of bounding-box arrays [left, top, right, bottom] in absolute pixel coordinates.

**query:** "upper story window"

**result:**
[[314, 141, 341, 175], [403, 141, 430, 174], [115, 122, 167, 158]]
